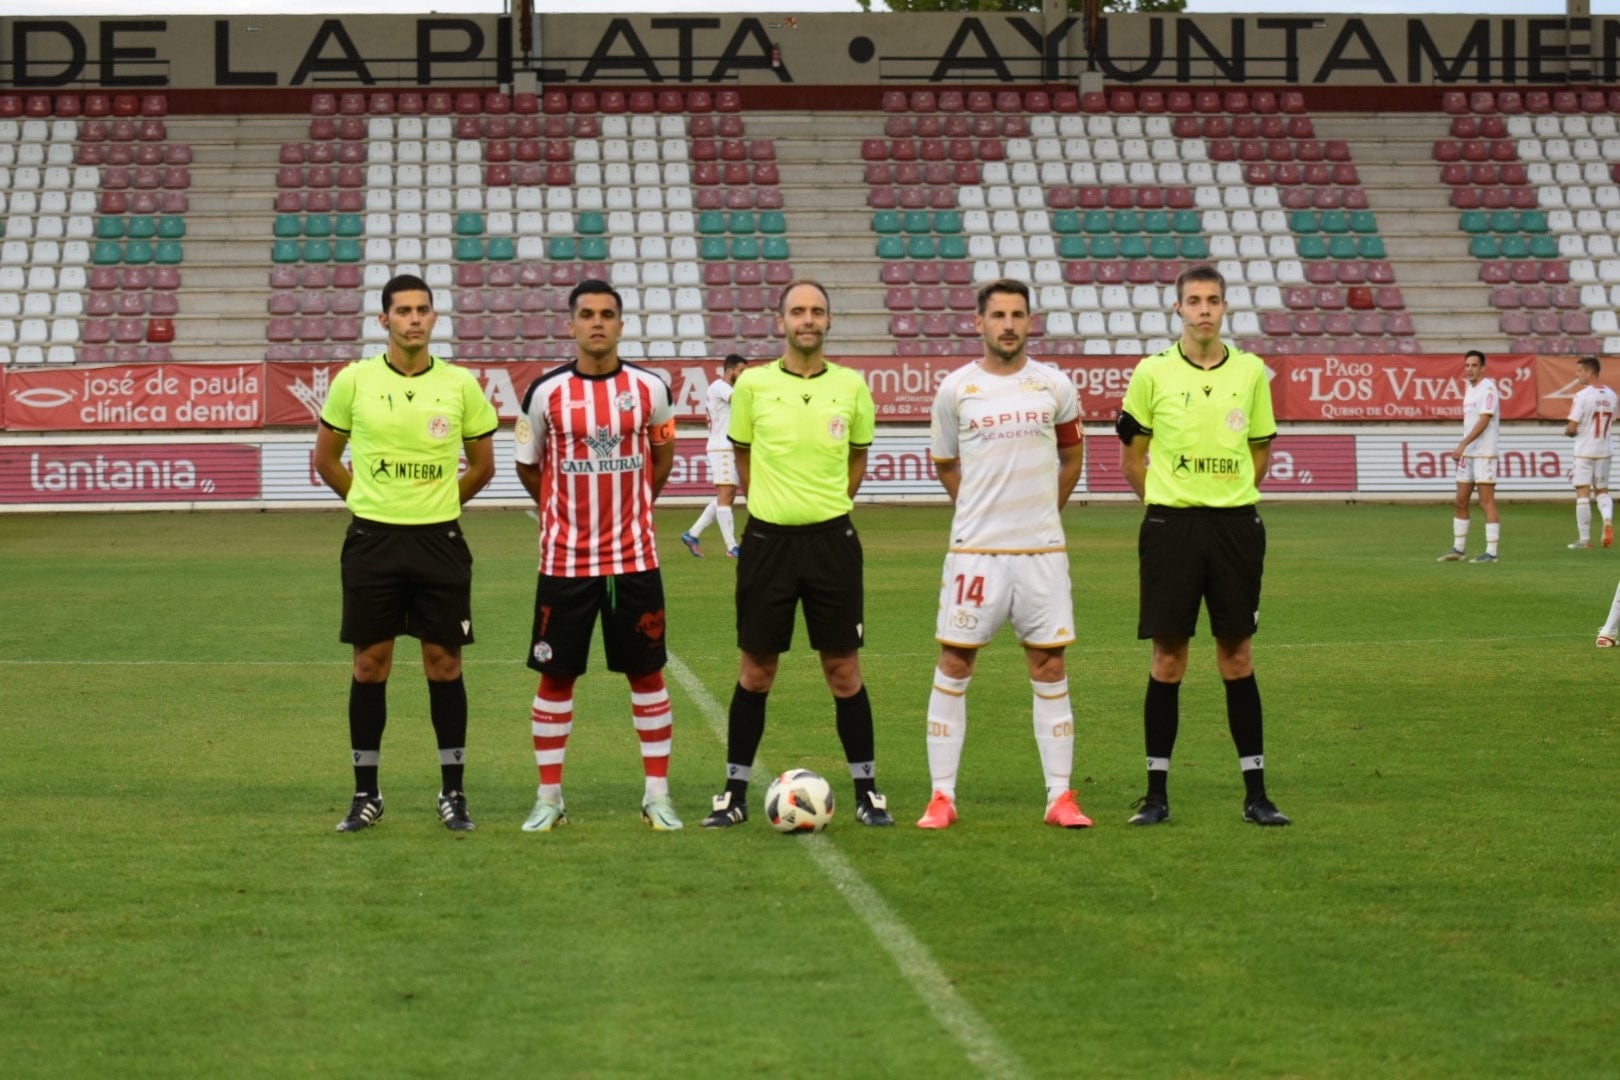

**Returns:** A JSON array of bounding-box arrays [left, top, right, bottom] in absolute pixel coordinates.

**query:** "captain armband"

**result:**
[[1115, 411, 1148, 445]]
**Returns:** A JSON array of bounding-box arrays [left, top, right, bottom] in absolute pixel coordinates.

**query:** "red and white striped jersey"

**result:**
[[515, 361, 675, 577]]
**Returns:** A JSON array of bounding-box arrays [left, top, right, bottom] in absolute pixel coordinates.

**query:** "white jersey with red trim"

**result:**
[[1568, 383, 1617, 459], [1461, 377, 1500, 458], [704, 378, 734, 452], [930, 356, 1081, 554], [515, 361, 674, 577]]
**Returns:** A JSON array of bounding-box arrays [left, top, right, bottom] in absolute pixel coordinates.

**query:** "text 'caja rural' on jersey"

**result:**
[[1461, 376, 1501, 458], [318, 353, 499, 525], [1120, 341, 1277, 508], [728, 358, 875, 525], [515, 360, 675, 577], [931, 358, 1082, 553], [704, 377, 734, 451], [1569, 383, 1618, 459]]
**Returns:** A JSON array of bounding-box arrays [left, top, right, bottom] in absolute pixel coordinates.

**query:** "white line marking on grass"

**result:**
[[663, 651, 1028, 1080]]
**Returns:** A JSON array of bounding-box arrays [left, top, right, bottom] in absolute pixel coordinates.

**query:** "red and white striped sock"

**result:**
[[532, 674, 575, 803], [629, 671, 672, 800]]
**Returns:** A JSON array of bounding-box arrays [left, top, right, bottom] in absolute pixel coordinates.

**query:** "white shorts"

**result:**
[[1573, 456, 1611, 489], [935, 550, 1076, 650], [707, 449, 738, 488], [1454, 456, 1497, 485]]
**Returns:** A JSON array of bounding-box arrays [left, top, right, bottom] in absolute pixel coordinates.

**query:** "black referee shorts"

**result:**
[[1137, 505, 1265, 641], [340, 517, 474, 648], [736, 515, 864, 654]]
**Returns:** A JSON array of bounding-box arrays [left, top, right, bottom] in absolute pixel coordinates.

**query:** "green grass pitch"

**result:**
[[1, 501, 1616, 1078]]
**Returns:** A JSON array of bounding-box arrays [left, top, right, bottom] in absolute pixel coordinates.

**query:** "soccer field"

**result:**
[[2, 502, 1615, 1079]]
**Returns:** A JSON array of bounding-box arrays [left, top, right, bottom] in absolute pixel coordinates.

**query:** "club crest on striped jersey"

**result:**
[[615, 391, 635, 412], [585, 425, 622, 457]]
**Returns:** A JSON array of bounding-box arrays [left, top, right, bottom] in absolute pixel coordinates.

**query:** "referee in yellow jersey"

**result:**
[[701, 280, 894, 828], [1117, 264, 1291, 828], [313, 273, 498, 833]]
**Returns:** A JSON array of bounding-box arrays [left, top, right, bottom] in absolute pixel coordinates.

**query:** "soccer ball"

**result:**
[[764, 769, 835, 834]]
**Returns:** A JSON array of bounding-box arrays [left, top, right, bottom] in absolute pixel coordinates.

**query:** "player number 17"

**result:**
[[953, 574, 986, 607]]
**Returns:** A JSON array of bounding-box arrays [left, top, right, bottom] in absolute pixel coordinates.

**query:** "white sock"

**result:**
[[1605, 580, 1620, 635], [688, 500, 717, 538], [717, 506, 737, 549], [1485, 521, 1500, 556], [1599, 492, 1614, 525], [1031, 677, 1074, 802], [925, 669, 970, 799], [1452, 516, 1470, 551], [1577, 500, 1592, 543]]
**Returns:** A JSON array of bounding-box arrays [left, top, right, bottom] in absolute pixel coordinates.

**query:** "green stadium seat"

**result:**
[[758, 211, 787, 234], [901, 210, 930, 234], [1468, 234, 1499, 259], [1089, 234, 1119, 258], [762, 236, 791, 260], [701, 236, 729, 260], [1528, 235, 1558, 259], [731, 235, 760, 259], [271, 238, 300, 264], [1458, 210, 1489, 234], [1083, 210, 1111, 234], [333, 238, 361, 262], [154, 240, 183, 265], [454, 213, 484, 236], [1499, 235, 1530, 259], [1052, 210, 1082, 235], [1356, 236, 1386, 259], [94, 240, 124, 264], [1326, 235, 1357, 259], [1172, 210, 1201, 234], [486, 236, 516, 261], [96, 217, 127, 239], [1058, 235, 1088, 259], [334, 214, 363, 238], [126, 216, 157, 240], [547, 236, 577, 260], [937, 235, 966, 259], [729, 211, 758, 234], [932, 210, 961, 234], [271, 215, 302, 239], [123, 240, 154, 264], [904, 235, 935, 259], [1177, 235, 1209, 259], [1297, 235, 1329, 259], [875, 235, 905, 259], [1118, 234, 1149, 259], [576, 211, 606, 235], [157, 216, 186, 239], [1290, 210, 1319, 233], [1489, 210, 1519, 233], [304, 215, 332, 238], [301, 238, 330, 262], [1318, 211, 1349, 234], [1348, 211, 1377, 234], [1518, 210, 1548, 234], [701, 210, 729, 235], [1141, 210, 1171, 234], [578, 236, 608, 261], [1148, 235, 1178, 259], [1113, 209, 1141, 234], [454, 237, 484, 261]]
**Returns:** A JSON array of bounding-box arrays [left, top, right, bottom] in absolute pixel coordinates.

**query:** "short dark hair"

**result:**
[[568, 278, 623, 314], [1579, 355, 1601, 375], [777, 278, 831, 316], [1174, 263, 1225, 303], [381, 273, 433, 312], [722, 353, 749, 371], [976, 278, 1031, 315], [1464, 349, 1487, 365]]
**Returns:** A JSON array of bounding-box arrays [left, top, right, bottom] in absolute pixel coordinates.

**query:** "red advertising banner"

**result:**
[[3, 364, 263, 431], [1270, 353, 1538, 422], [0, 443, 262, 504], [1533, 354, 1620, 421]]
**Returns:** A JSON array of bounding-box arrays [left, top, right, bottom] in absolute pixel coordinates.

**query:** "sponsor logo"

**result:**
[[950, 609, 980, 630], [369, 458, 445, 482], [584, 425, 622, 457], [635, 609, 666, 642]]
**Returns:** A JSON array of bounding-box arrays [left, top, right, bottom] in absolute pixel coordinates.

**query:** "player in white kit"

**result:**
[[1564, 356, 1616, 550], [681, 354, 749, 558], [915, 279, 1091, 830], [1438, 350, 1502, 564]]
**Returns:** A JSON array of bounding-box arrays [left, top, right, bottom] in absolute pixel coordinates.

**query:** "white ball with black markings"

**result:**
[[764, 769, 835, 834]]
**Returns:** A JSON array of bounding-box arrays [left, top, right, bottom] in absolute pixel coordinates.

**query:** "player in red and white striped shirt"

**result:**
[[514, 279, 681, 832]]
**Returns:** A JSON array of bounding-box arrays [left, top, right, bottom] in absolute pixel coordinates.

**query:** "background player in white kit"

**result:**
[[1564, 356, 1616, 550], [1438, 350, 1502, 564], [681, 353, 749, 558], [915, 279, 1091, 830]]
